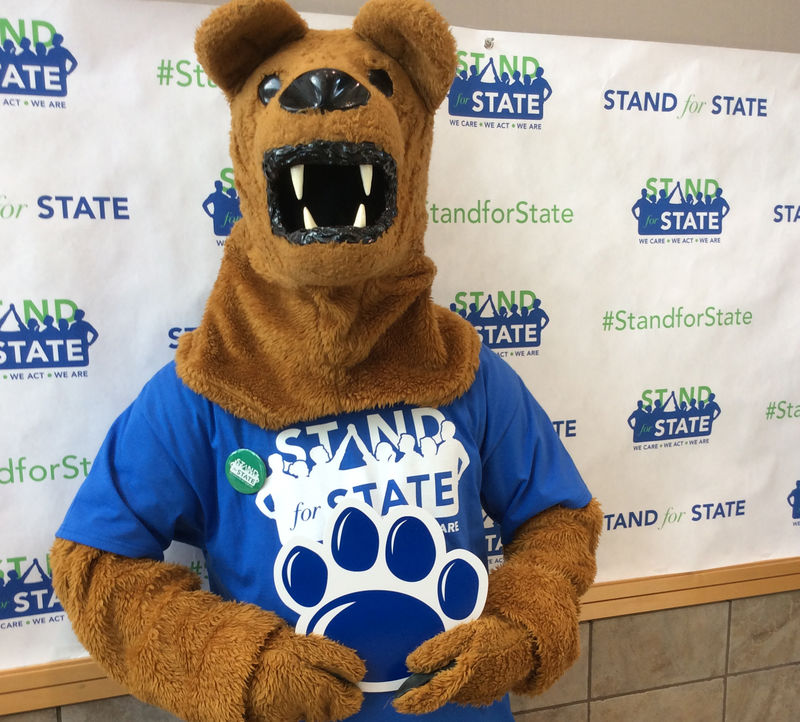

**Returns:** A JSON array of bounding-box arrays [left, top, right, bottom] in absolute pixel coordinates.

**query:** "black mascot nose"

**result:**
[[280, 68, 371, 113]]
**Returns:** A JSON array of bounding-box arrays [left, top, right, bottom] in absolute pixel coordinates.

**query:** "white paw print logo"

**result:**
[[274, 502, 488, 692]]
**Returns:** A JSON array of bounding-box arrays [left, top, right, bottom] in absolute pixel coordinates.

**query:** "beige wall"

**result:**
[[153, 0, 800, 53]]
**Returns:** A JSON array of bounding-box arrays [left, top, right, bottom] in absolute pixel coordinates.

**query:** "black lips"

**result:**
[[263, 141, 398, 245]]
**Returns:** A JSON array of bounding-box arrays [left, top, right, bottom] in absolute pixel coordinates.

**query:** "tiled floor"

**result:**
[[2, 590, 799, 721]]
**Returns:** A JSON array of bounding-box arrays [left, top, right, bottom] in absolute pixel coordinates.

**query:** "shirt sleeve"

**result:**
[[477, 348, 592, 544], [56, 364, 209, 560]]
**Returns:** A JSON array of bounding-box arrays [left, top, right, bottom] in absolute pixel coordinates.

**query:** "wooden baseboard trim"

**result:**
[[1, 557, 799, 715], [579, 557, 800, 620], [0, 658, 126, 715]]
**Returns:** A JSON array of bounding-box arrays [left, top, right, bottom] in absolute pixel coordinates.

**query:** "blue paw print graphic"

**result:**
[[274, 502, 488, 692]]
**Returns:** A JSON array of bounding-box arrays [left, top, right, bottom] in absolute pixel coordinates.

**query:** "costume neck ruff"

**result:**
[[175, 234, 480, 430]]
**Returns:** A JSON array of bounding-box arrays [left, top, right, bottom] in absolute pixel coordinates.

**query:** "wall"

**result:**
[[154, 0, 800, 53]]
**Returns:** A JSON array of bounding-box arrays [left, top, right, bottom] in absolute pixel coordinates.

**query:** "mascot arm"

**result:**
[[51, 538, 365, 722], [394, 499, 602, 714]]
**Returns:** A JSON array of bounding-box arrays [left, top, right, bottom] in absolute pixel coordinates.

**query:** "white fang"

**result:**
[[360, 164, 373, 196], [291, 165, 304, 200], [353, 203, 367, 228], [303, 206, 317, 229]]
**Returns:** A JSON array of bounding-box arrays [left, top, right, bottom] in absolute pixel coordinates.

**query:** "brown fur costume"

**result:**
[[52, 1, 601, 720]]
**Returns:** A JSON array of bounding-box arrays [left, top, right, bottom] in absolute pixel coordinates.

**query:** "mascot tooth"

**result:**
[[53, 1, 602, 720]]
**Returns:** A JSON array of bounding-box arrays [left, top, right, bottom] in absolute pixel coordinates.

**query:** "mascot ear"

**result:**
[[195, 0, 308, 98], [353, 0, 457, 112]]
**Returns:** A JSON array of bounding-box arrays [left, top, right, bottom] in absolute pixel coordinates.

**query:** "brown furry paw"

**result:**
[[393, 615, 535, 714], [247, 629, 366, 722]]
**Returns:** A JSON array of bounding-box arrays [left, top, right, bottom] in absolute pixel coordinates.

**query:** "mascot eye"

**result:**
[[258, 74, 282, 105], [368, 69, 393, 97]]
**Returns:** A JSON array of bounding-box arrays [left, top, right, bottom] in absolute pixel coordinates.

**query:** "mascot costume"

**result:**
[[52, 1, 602, 720]]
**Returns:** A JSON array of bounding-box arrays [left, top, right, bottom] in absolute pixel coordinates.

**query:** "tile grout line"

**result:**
[[726, 659, 800, 678], [723, 599, 732, 722], [581, 660, 800, 709], [586, 620, 593, 721], [589, 673, 728, 702]]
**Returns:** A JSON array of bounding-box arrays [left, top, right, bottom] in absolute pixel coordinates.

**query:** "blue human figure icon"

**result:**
[[17, 38, 37, 63], [47, 34, 78, 75], [788, 481, 800, 519], [709, 188, 730, 219], [651, 398, 666, 421], [655, 184, 679, 213], [69, 309, 99, 346], [529, 67, 552, 102], [203, 181, 231, 236], [0, 39, 16, 62], [3, 570, 23, 596], [40, 315, 60, 338], [448, 302, 467, 319], [703, 393, 721, 421], [631, 189, 651, 219], [632, 188, 658, 233], [529, 298, 549, 332], [466, 64, 480, 90], [628, 400, 647, 430], [0, 570, 19, 619]]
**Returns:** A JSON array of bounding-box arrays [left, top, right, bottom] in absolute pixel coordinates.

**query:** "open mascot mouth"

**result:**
[[263, 141, 398, 245]]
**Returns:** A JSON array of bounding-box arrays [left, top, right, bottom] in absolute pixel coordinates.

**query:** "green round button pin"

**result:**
[[225, 449, 267, 494]]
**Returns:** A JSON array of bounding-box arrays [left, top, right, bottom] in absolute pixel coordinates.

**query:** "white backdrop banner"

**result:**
[[1, 0, 798, 670]]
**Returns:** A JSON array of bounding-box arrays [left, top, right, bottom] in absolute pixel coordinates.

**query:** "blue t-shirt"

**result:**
[[58, 345, 591, 721]]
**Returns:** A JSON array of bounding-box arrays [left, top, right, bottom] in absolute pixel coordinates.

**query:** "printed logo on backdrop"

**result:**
[[483, 512, 504, 571], [37, 195, 130, 220], [0, 18, 76, 107], [0, 556, 64, 626], [1, 454, 91, 487], [628, 386, 721, 449], [202, 168, 241, 245], [603, 499, 746, 533], [0, 195, 130, 222], [604, 89, 768, 119], [447, 48, 551, 129], [788, 481, 800, 525], [450, 290, 547, 356], [773, 204, 800, 224], [0, 299, 97, 379], [632, 177, 730, 244], [249, 406, 468, 545], [168, 325, 197, 349]]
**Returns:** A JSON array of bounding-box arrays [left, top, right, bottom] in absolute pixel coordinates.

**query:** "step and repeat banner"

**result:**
[[0, 0, 798, 670]]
